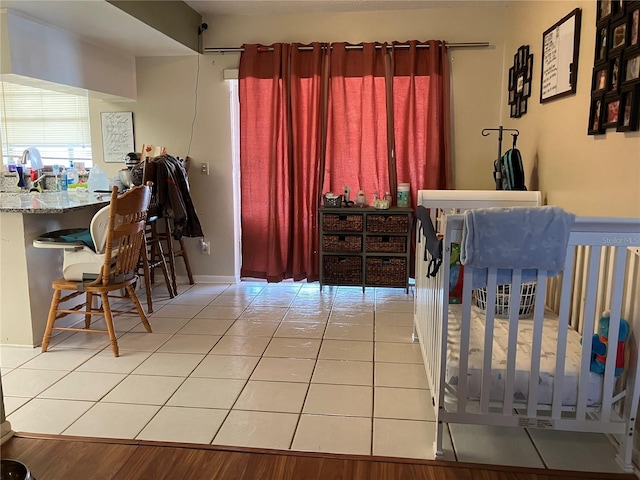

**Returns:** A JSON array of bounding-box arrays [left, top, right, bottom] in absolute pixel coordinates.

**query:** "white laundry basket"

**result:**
[[474, 281, 537, 319]]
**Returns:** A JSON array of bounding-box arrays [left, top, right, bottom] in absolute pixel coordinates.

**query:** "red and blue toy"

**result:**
[[590, 311, 630, 377]]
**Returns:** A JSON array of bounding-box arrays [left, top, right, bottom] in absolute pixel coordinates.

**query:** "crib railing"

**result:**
[[546, 242, 640, 463], [547, 245, 640, 336], [413, 190, 542, 437], [441, 216, 638, 413], [413, 191, 640, 469]]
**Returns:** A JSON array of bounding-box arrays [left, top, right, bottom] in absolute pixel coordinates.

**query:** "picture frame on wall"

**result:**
[[596, 20, 610, 64], [630, 4, 640, 47], [589, 2, 640, 134], [540, 8, 582, 103], [598, 0, 614, 21], [603, 92, 621, 128], [609, 52, 623, 91], [623, 49, 640, 84], [520, 98, 527, 116], [509, 44, 533, 117], [593, 64, 609, 93], [100, 111, 135, 163], [588, 94, 606, 135], [613, 0, 627, 19], [510, 101, 519, 118], [617, 84, 640, 131], [611, 18, 628, 51]]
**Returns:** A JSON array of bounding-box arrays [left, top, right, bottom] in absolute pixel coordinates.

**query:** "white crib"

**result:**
[[413, 190, 640, 472]]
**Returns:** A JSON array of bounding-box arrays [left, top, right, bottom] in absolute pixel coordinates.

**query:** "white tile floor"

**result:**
[[0, 281, 629, 474]]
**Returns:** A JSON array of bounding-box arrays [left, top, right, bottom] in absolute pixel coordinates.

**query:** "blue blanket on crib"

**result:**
[[460, 206, 576, 288]]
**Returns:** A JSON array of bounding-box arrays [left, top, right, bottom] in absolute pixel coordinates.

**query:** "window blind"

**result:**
[[0, 82, 92, 167]]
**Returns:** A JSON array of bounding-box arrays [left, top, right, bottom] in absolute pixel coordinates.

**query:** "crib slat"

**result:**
[[621, 249, 639, 322], [434, 262, 445, 401], [456, 266, 474, 413], [480, 268, 498, 414], [576, 247, 602, 420], [572, 246, 587, 333], [503, 270, 522, 414], [527, 273, 547, 417], [595, 247, 613, 332], [601, 247, 628, 420], [551, 247, 576, 419]]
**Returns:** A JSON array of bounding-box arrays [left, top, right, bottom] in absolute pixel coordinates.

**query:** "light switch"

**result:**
[[201, 162, 209, 175]]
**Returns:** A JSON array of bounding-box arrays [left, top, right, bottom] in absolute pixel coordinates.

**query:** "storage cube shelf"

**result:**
[[319, 207, 412, 292]]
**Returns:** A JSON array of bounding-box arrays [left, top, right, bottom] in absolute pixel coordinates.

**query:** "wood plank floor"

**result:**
[[1, 433, 636, 480]]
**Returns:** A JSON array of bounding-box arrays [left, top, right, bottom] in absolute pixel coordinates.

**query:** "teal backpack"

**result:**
[[494, 135, 527, 191]]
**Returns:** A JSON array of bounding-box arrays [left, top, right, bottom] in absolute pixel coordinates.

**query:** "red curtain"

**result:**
[[323, 43, 390, 203], [239, 41, 450, 282], [392, 40, 452, 210], [239, 44, 325, 282], [239, 44, 291, 282], [289, 44, 327, 281]]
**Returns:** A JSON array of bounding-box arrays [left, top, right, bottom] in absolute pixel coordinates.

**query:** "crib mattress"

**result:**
[[445, 305, 603, 407]]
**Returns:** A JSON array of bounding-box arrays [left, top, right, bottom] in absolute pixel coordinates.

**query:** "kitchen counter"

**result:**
[[0, 192, 109, 346], [0, 190, 109, 213]]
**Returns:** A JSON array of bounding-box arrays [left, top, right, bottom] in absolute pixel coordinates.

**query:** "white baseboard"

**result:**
[[177, 275, 240, 284], [1, 420, 13, 445]]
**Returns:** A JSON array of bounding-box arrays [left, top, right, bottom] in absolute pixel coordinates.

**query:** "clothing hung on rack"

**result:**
[[141, 154, 204, 240]]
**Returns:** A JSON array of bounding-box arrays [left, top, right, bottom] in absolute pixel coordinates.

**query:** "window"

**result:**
[[0, 82, 92, 169]]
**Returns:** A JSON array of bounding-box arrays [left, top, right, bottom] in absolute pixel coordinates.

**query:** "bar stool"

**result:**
[[139, 151, 195, 294], [159, 217, 195, 294], [138, 214, 176, 313]]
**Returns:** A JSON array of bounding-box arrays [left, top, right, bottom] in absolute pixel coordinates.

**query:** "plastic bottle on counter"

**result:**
[[54, 164, 67, 191], [87, 163, 109, 193], [66, 160, 79, 188]]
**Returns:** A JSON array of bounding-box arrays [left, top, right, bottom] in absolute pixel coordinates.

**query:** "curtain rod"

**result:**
[[203, 42, 490, 54]]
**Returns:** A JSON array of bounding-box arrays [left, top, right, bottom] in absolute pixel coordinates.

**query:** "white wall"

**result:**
[[90, 53, 239, 281], [0, 9, 137, 101]]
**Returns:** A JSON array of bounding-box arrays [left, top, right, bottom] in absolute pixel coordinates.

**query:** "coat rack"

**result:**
[[482, 126, 520, 190]]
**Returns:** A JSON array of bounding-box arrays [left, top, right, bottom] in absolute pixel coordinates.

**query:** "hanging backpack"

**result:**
[[498, 134, 527, 191]]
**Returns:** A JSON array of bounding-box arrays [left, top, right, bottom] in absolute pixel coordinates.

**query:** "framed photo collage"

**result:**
[[508, 45, 534, 118], [589, 0, 640, 134]]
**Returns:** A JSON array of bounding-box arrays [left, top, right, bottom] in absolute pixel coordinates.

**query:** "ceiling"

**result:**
[[0, 0, 503, 57], [186, 0, 471, 17]]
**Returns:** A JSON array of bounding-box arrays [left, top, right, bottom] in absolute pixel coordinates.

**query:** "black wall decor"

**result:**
[[509, 45, 533, 118], [589, 0, 640, 134]]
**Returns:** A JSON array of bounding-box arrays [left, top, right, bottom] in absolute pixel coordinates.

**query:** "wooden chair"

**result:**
[[41, 183, 153, 357]]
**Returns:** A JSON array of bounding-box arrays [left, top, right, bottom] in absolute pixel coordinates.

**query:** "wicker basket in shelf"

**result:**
[[323, 256, 362, 284], [367, 214, 409, 233], [323, 235, 362, 253], [365, 235, 406, 253], [365, 257, 407, 286], [322, 214, 363, 232]]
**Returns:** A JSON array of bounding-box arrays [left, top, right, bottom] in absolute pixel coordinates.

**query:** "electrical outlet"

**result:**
[[201, 240, 210, 255], [201, 162, 210, 175]]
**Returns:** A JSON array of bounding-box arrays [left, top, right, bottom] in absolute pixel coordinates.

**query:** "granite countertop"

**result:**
[[0, 190, 110, 213]]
